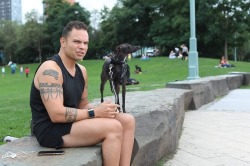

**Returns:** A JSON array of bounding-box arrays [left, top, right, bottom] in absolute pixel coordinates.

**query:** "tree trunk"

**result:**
[[224, 38, 228, 60], [38, 46, 42, 63]]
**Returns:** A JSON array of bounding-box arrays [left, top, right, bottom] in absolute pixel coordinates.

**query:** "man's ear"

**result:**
[[60, 37, 66, 48]]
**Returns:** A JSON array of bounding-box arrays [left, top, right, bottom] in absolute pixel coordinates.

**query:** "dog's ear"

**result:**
[[116, 46, 121, 52]]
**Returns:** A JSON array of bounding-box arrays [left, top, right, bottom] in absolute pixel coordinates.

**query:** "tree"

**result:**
[[43, 0, 91, 53], [1, 0, 249, 62], [0, 21, 19, 62], [121, 0, 154, 47], [17, 10, 46, 63], [149, 0, 190, 54], [211, 0, 250, 59], [0, 22, 4, 50], [195, 0, 224, 57], [0, 22, 5, 64], [99, 0, 154, 55]]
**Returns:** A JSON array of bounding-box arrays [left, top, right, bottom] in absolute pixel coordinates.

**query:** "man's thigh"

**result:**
[[62, 118, 122, 147]]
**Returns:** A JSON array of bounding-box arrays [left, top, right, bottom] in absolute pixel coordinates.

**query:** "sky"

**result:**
[[22, 0, 117, 23]]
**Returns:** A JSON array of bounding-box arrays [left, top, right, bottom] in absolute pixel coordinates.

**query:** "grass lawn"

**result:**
[[0, 56, 249, 144]]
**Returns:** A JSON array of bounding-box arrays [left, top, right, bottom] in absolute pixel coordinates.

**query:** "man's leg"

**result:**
[[115, 113, 135, 166], [62, 118, 123, 166]]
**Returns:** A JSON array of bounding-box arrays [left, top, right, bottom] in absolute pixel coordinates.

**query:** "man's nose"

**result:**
[[79, 43, 87, 49]]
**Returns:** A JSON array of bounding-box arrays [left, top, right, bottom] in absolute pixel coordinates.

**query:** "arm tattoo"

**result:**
[[65, 107, 77, 122], [39, 83, 63, 101], [43, 69, 59, 80]]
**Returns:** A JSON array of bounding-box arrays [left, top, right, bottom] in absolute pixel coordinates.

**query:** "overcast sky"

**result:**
[[22, 0, 116, 23]]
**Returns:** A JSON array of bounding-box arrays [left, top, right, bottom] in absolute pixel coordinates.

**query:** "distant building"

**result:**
[[0, 0, 22, 23]]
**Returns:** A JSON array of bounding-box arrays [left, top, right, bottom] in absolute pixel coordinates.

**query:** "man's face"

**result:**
[[61, 28, 89, 61]]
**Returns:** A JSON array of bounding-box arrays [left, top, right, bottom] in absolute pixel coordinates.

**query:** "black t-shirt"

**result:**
[[30, 54, 85, 148]]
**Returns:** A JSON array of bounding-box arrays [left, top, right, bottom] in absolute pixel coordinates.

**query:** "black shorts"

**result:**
[[183, 52, 188, 57], [34, 121, 73, 149]]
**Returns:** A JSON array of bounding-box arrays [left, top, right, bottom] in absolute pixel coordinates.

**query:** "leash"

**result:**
[[108, 56, 128, 112], [109, 64, 120, 111], [120, 57, 128, 81]]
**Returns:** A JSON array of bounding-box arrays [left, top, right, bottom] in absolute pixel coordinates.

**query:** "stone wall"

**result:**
[[166, 74, 248, 110], [0, 73, 249, 166]]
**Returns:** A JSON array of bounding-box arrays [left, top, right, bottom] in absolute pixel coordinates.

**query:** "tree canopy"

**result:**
[[0, 0, 249, 64], [43, 0, 91, 54]]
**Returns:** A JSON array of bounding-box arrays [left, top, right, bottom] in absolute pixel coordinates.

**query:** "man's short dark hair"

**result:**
[[62, 21, 88, 38]]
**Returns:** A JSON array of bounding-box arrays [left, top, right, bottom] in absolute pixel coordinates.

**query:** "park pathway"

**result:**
[[164, 89, 250, 166]]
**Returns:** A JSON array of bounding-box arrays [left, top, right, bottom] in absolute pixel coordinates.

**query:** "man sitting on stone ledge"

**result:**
[[30, 21, 135, 166]]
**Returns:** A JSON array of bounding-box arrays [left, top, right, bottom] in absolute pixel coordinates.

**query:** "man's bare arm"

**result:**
[[43, 69, 59, 80], [65, 107, 78, 122], [39, 83, 63, 101]]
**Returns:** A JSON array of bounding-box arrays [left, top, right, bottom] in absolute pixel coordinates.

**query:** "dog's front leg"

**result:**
[[114, 81, 121, 112], [100, 82, 105, 103], [100, 78, 107, 103]]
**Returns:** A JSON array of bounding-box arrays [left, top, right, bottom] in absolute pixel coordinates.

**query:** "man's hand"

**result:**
[[94, 100, 120, 118]]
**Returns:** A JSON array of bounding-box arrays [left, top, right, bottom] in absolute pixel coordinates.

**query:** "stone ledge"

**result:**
[[0, 88, 190, 166], [0, 136, 102, 166], [124, 89, 190, 166], [166, 73, 246, 110], [1, 73, 249, 166], [229, 72, 250, 85]]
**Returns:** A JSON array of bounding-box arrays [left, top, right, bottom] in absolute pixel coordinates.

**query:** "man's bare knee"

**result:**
[[117, 113, 135, 130], [126, 114, 135, 128], [106, 120, 123, 140]]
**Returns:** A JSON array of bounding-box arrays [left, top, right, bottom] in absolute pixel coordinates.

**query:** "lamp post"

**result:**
[[187, 0, 199, 80]]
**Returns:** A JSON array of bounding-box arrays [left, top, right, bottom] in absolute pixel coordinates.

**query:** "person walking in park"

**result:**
[[30, 21, 135, 166], [25, 67, 30, 78], [1, 66, 5, 77], [10, 62, 17, 74], [20, 65, 24, 75], [181, 44, 188, 60]]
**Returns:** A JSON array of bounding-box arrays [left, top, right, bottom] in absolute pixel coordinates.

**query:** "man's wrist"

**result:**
[[88, 108, 95, 118]]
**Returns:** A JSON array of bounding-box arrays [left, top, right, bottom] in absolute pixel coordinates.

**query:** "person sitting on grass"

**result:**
[[169, 50, 176, 59], [219, 56, 235, 68]]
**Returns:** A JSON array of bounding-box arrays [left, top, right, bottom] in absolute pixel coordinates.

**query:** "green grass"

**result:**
[[0, 57, 249, 144]]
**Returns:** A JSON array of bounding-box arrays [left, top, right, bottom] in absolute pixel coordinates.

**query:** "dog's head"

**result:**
[[115, 43, 140, 55], [110, 43, 140, 63]]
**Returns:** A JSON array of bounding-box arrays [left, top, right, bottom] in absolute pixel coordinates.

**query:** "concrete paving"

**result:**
[[164, 89, 250, 166]]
